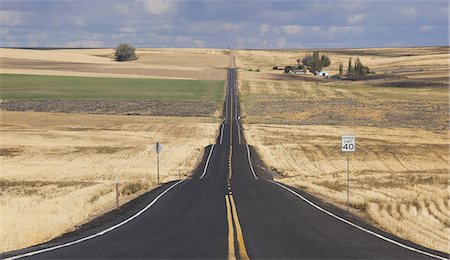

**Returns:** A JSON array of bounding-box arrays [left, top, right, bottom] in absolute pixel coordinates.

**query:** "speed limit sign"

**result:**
[[342, 135, 355, 152]]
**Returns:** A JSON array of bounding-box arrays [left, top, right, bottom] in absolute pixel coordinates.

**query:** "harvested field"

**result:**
[[239, 80, 448, 131], [0, 100, 219, 117], [245, 124, 449, 253], [0, 111, 220, 253], [234, 46, 449, 84], [0, 48, 228, 80], [237, 47, 450, 253]]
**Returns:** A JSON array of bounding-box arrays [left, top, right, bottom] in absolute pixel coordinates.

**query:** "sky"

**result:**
[[0, 0, 448, 49]]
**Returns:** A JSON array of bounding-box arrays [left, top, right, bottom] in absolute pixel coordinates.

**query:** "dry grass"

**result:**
[[235, 46, 449, 83], [245, 124, 449, 253], [0, 48, 228, 80], [239, 80, 448, 130], [237, 47, 450, 253], [0, 111, 220, 252]]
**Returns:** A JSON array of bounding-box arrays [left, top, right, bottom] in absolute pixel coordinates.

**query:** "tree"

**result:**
[[347, 57, 370, 79], [115, 43, 138, 62], [300, 51, 331, 74], [338, 63, 343, 79], [347, 57, 353, 76]]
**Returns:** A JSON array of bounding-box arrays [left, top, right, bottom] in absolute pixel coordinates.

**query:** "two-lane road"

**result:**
[[3, 68, 447, 259]]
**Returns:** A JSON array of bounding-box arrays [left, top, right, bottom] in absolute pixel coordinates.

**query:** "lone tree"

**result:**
[[115, 43, 138, 62], [300, 51, 331, 74]]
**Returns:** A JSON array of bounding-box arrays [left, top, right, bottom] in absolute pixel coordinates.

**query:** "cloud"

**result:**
[[259, 24, 269, 35], [143, 0, 176, 15], [400, 7, 417, 18], [0, 10, 25, 26], [118, 27, 137, 33], [281, 25, 302, 35], [347, 13, 366, 25], [174, 36, 205, 47], [65, 39, 105, 48], [328, 26, 362, 35], [0, 0, 447, 48], [222, 22, 241, 31], [418, 25, 435, 32]]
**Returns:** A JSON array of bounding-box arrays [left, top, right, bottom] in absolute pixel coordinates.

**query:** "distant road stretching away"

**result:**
[[3, 67, 447, 260]]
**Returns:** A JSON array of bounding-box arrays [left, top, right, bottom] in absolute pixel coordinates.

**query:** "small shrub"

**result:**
[[121, 182, 144, 196]]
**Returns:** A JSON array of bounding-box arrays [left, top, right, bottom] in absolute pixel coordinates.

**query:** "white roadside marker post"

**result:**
[[152, 142, 164, 184], [341, 135, 356, 212], [115, 176, 119, 208]]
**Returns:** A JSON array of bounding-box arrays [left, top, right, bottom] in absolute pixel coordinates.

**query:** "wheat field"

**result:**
[[236, 47, 449, 253], [245, 124, 449, 253], [234, 47, 449, 83], [0, 48, 228, 80], [0, 111, 220, 252]]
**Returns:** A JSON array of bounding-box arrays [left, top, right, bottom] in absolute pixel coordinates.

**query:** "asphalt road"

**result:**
[[3, 68, 447, 260]]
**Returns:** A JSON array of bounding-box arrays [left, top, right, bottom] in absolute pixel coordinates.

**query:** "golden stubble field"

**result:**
[[236, 47, 449, 253], [0, 48, 228, 80], [0, 111, 220, 252], [235, 46, 449, 83]]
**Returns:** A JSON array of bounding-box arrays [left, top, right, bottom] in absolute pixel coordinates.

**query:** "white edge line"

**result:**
[[200, 144, 215, 179], [219, 124, 224, 144], [270, 181, 447, 260], [6, 180, 185, 260], [246, 145, 257, 180], [237, 123, 241, 144], [225, 86, 229, 121], [224, 71, 228, 121]]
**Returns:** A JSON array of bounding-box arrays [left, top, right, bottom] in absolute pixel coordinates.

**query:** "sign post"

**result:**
[[115, 176, 119, 208], [341, 135, 355, 212], [152, 142, 164, 184]]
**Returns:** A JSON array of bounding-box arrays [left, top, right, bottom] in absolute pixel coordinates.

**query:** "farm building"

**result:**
[[289, 70, 308, 75], [316, 71, 329, 77]]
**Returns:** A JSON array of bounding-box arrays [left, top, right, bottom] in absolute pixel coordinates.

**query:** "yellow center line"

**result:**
[[228, 74, 233, 180], [229, 195, 250, 260], [226, 70, 249, 259], [225, 195, 236, 260]]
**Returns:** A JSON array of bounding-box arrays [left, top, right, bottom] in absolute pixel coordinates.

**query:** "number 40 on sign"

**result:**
[[342, 135, 356, 152]]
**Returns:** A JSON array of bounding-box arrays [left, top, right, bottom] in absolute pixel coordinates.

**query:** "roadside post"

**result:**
[[115, 176, 119, 208], [152, 142, 164, 184], [341, 135, 356, 212]]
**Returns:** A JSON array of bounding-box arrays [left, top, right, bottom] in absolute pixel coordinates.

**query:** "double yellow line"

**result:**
[[226, 71, 249, 259], [225, 194, 249, 260], [228, 77, 233, 179]]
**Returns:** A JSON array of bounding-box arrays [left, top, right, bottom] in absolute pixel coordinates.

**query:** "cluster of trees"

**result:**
[[339, 57, 370, 79], [114, 43, 138, 62], [297, 51, 331, 73]]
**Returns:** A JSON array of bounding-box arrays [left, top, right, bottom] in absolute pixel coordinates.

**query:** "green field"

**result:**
[[0, 74, 224, 100]]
